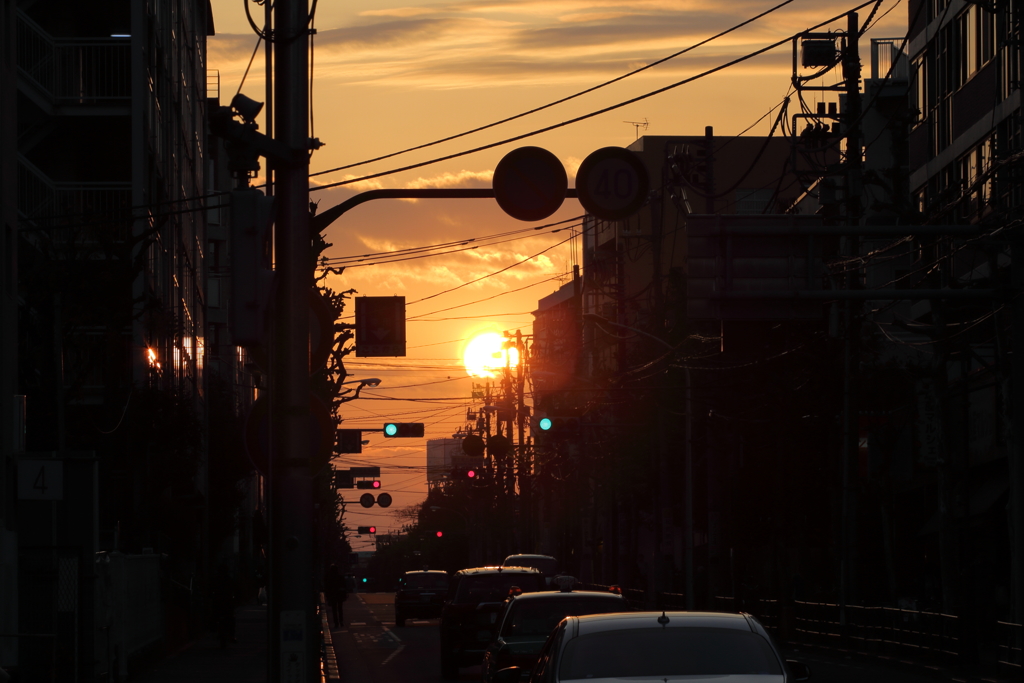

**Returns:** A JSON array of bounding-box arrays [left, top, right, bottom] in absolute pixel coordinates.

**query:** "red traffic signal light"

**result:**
[[436, 530, 443, 538], [467, 469, 476, 479], [369, 525, 377, 534], [356, 480, 381, 489], [357, 526, 377, 534]]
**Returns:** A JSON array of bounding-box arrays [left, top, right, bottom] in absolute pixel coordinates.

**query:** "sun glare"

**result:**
[[463, 332, 519, 378]]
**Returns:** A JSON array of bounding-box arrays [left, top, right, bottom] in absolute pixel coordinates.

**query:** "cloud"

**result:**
[[406, 169, 494, 189]]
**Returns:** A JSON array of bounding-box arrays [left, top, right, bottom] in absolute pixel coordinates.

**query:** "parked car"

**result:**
[[501, 554, 560, 585], [493, 611, 811, 683], [394, 570, 450, 627], [481, 580, 631, 683], [440, 566, 546, 679]]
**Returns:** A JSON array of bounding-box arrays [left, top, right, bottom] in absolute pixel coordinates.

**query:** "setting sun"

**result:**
[[462, 332, 519, 378]]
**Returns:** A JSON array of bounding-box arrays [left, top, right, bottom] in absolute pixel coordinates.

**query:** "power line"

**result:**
[[306, 0, 799, 179], [307, 0, 880, 192]]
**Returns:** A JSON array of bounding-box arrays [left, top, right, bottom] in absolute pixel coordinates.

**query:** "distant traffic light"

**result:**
[[384, 422, 425, 438], [356, 480, 381, 489], [536, 416, 580, 437], [357, 526, 377, 534], [424, 530, 443, 538], [435, 530, 443, 538]]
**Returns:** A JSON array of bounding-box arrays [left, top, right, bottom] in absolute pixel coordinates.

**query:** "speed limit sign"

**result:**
[[575, 147, 650, 220]]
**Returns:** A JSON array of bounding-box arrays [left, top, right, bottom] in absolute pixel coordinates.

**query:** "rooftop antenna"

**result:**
[[624, 118, 649, 140]]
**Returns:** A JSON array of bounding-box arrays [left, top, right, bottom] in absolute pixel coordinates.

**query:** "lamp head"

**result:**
[[361, 378, 382, 388]]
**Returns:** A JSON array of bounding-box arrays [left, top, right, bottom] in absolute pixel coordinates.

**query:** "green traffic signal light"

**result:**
[[539, 417, 553, 431], [384, 423, 398, 437]]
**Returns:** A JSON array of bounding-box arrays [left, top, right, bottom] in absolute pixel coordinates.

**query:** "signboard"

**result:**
[[575, 147, 650, 220], [356, 296, 406, 357], [350, 466, 380, 478], [493, 147, 568, 221], [18, 459, 63, 500]]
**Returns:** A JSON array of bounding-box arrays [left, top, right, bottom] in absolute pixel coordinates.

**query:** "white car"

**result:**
[[494, 611, 810, 683]]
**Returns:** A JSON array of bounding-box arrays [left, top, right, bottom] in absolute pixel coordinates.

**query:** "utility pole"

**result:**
[[270, 0, 314, 680], [839, 10, 862, 634]]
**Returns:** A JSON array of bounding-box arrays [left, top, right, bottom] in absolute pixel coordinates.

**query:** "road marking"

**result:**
[[381, 625, 402, 642], [382, 645, 405, 666], [350, 622, 367, 626]]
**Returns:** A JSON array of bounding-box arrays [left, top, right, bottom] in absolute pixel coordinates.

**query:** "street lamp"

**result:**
[[339, 377, 382, 403]]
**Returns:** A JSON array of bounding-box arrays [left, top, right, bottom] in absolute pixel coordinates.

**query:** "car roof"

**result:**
[[454, 566, 542, 576], [403, 570, 448, 575], [503, 554, 556, 562], [509, 590, 626, 603], [573, 611, 753, 636]]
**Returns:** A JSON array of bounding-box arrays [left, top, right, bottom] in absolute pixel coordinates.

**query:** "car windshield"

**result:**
[[504, 557, 558, 575], [558, 627, 783, 679], [504, 597, 629, 636], [455, 574, 542, 603], [402, 574, 449, 590]]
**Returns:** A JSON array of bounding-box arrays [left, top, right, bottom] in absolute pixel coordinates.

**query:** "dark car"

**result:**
[[481, 583, 632, 683], [440, 566, 546, 679], [394, 570, 450, 627], [493, 611, 811, 683]]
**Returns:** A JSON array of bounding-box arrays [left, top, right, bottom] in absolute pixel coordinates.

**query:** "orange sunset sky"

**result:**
[[207, 0, 907, 549]]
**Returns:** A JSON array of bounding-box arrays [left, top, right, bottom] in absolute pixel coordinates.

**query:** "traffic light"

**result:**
[[383, 422, 424, 438], [335, 429, 363, 454], [229, 189, 275, 346], [536, 416, 580, 437], [357, 526, 377, 535], [451, 465, 477, 479], [356, 480, 382, 489]]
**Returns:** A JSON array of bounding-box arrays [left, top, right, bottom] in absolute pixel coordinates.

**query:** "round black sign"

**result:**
[[462, 434, 485, 456], [575, 147, 649, 220], [487, 434, 511, 457], [493, 147, 568, 222], [377, 492, 393, 508], [359, 493, 375, 508]]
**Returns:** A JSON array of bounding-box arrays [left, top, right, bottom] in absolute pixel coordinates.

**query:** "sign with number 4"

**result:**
[[18, 459, 63, 500]]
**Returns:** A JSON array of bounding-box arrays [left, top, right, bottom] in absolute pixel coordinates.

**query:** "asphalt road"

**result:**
[[330, 592, 1012, 683]]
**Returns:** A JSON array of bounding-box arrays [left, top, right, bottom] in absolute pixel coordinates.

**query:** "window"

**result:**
[[958, 8, 977, 86], [913, 54, 928, 125], [503, 598, 629, 637], [558, 628, 783, 680]]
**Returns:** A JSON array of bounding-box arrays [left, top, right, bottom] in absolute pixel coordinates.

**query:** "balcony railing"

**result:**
[[16, 10, 131, 103], [18, 155, 132, 240]]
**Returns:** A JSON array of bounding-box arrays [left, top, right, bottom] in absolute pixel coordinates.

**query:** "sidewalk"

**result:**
[[132, 605, 268, 683]]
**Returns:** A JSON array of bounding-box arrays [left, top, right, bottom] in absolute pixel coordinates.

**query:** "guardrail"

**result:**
[[999, 621, 1022, 671], [790, 600, 959, 662]]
